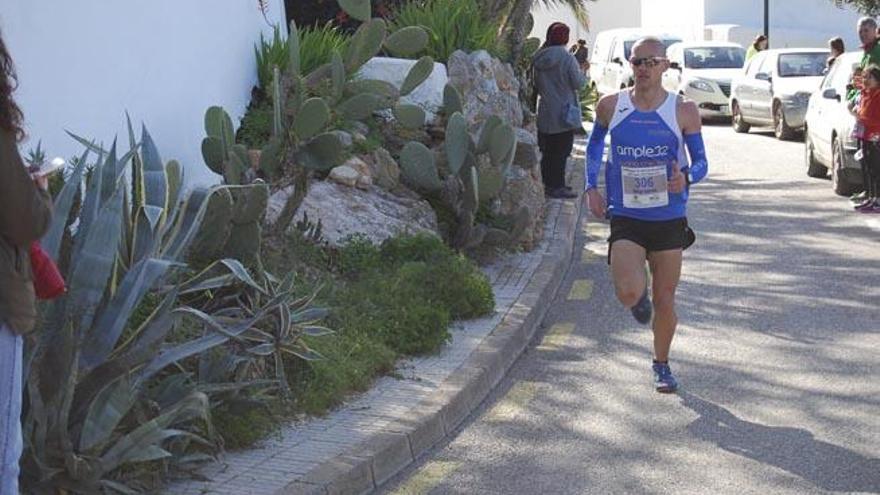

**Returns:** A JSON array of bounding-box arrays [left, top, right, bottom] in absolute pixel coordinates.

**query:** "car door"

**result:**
[[810, 61, 842, 162], [734, 52, 762, 117], [750, 53, 776, 123]]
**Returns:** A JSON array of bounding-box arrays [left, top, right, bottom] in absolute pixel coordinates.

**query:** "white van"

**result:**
[[589, 28, 683, 95]]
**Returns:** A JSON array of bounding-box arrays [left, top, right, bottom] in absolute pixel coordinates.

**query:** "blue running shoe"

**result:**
[[652, 361, 679, 393], [630, 288, 653, 325]]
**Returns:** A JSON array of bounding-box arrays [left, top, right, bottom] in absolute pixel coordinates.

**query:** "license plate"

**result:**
[[719, 104, 729, 114]]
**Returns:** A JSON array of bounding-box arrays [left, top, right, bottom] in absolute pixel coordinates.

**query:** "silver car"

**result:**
[[730, 48, 829, 140], [804, 51, 862, 196]]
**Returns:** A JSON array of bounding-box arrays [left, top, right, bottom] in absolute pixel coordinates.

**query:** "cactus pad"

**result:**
[[201, 137, 226, 175], [337, 0, 371, 22], [476, 115, 503, 154], [384, 26, 429, 57], [489, 123, 517, 171], [294, 97, 331, 141], [338, 93, 383, 120], [444, 112, 469, 176], [399, 141, 441, 191], [443, 84, 463, 115], [298, 133, 345, 171], [400, 56, 435, 96], [478, 167, 504, 201], [344, 18, 387, 73], [393, 104, 427, 129]]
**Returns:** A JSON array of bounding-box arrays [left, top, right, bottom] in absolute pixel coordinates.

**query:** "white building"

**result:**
[[533, 0, 864, 54], [640, 0, 863, 49], [530, 0, 641, 45], [2, 1, 285, 187]]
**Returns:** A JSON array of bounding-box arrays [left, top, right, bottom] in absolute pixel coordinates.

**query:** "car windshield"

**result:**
[[624, 38, 681, 61], [683, 47, 745, 69], [778, 53, 828, 77]]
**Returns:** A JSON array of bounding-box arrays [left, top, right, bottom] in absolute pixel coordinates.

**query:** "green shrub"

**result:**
[[212, 403, 278, 450], [300, 22, 352, 75], [379, 232, 452, 265], [237, 97, 274, 149], [336, 269, 452, 355], [256, 25, 289, 91], [337, 234, 382, 278], [292, 332, 396, 415], [389, 0, 500, 63]]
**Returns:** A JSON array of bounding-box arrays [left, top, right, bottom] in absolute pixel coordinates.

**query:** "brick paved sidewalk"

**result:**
[[165, 152, 585, 495]]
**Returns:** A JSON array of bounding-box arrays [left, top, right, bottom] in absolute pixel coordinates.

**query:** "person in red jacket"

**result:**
[[852, 64, 880, 212]]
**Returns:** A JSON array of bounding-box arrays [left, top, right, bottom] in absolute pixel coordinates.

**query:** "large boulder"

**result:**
[[357, 57, 448, 122], [270, 181, 439, 246], [447, 50, 524, 134]]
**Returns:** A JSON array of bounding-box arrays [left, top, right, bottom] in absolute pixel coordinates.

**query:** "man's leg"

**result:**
[[647, 249, 683, 362], [610, 240, 648, 308]]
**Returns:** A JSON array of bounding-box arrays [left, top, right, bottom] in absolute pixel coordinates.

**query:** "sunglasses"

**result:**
[[630, 56, 667, 68]]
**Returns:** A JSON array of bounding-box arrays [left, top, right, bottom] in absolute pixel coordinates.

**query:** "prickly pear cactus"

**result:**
[[400, 142, 441, 191]]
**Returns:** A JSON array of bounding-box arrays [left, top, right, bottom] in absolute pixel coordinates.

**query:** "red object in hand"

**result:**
[[29, 241, 66, 300]]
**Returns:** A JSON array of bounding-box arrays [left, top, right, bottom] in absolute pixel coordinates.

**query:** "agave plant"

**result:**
[[21, 122, 273, 493]]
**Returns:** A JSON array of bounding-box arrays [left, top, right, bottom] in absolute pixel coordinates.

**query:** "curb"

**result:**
[[277, 167, 585, 495]]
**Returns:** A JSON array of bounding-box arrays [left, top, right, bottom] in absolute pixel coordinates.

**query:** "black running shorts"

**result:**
[[607, 216, 695, 264]]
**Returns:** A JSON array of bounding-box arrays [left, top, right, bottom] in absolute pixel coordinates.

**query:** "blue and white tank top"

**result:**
[[606, 90, 689, 221]]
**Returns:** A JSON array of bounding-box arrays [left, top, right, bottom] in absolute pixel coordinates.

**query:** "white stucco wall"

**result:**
[[706, 0, 862, 48], [641, 0, 862, 49], [530, 0, 641, 45], [2, 0, 285, 187], [641, 0, 705, 40]]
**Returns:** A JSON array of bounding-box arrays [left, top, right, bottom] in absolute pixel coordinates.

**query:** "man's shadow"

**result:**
[[680, 392, 880, 493]]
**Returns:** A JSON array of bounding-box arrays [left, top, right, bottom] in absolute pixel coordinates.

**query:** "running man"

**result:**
[[583, 37, 708, 393]]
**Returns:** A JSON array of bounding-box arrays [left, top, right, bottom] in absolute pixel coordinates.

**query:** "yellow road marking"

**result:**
[[581, 247, 602, 264], [485, 381, 541, 422], [567, 279, 594, 301], [536, 323, 576, 353], [390, 461, 461, 495]]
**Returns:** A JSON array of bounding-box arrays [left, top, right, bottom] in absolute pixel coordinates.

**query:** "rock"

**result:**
[[352, 132, 367, 144], [343, 156, 371, 177], [329, 165, 360, 187], [513, 127, 539, 170], [265, 185, 295, 226], [496, 164, 545, 250], [294, 181, 439, 246], [349, 121, 370, 136], [369, 148, 400, 190], [357, 57, 448, 122], [330, 130, 354, 149], [447, 50, 524, 135], [356, 174, 373, 190]]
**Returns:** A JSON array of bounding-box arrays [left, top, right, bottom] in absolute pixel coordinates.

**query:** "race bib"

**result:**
[[621, 163, 668, 209]]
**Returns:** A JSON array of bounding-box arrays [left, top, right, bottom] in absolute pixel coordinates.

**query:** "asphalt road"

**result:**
[[379, 123, 880, 495]]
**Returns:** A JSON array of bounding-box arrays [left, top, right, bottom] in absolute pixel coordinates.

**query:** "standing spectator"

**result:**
[[851, 64, 880, 212], [573, 39, 591, 73], [827, 36, 845, 69], [848, 17, 880, 203], [745, 34, 768, 62], [533, 22, 586, 199], [0, 28, 53, 495]]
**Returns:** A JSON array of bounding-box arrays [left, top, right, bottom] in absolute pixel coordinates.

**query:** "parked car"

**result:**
[[804, 51, 863, 195], [662, 41, 746, 119], [729, 48, 829, 140], [590, 28, 682, 95]]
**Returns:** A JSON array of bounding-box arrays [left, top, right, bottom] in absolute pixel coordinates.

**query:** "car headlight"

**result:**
[[687, 79, 715, 92]]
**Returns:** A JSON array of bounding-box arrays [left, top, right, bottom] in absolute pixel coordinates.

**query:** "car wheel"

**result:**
[[731, 101, 750, 133], [831, 136, 860, 196], [805, 130, 828, 178], [773, 102, 796, 140]]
